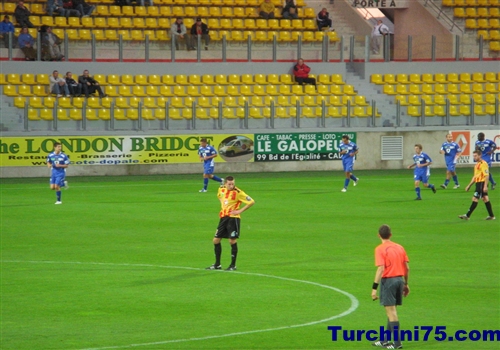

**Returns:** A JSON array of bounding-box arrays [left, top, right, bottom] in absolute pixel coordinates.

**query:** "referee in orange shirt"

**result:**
[[459, 149, 495, 220], [371, 225, 409, 349]]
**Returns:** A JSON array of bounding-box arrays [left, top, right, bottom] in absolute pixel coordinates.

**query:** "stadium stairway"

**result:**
[[345, 67, 396, 126]]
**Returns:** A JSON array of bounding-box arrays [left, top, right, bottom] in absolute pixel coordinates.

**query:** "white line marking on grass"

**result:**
[[2, 260, 359, 350]]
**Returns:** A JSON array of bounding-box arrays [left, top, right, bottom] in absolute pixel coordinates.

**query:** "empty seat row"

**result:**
[[14, 94, 371, 110], [92, 5, 313, 18], [2, 73, 345, 86], [442, 0, 499, 6], [27, 16, 320, 31], [476, 29, 500, 40], [381, 83, 499, 95], [455, 7, 500, 19], [407, 105, 498, 117], [4, 84, 359, 98], [371, 72, 500, 85], [26, 105, 380, 122], [463, 18, 500, 29], [394, 93, 499, 105], [86, 0, 305, 6]]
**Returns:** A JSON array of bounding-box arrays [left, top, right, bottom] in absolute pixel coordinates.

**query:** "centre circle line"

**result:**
[[1, 260, 359, 350]]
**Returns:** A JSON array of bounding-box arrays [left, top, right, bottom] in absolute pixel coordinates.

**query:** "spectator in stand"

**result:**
[[126, 0, 153, 6], [188, 18, 210, 51], [316, 8, 333, 31], [61, 0, 82, 17], [171, 18, 187, 51], [371, 19, 389, 55], [18, 27, 36, 61], [78, 69, 107, 98], [259, 0, 275, 19], [292, 58, 316, 88], [0, 15, 16, 48], [14, 1, 34, 28], [50, 70, 71, 97], [47, 0, 67, 17], [65, 72, 82, 96], [282, 0, 298, 20], [40, 25, 64, 61], [72, 0, 95, 17]]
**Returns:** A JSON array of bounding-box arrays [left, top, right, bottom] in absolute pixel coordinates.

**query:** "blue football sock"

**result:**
[[203, 178, 209, 190], [344, 178, 350, 188], [350, 174, 357, 181], [212, 175, 222, 182], [490, 173, 496, 185], [444, 179, 450, 186], [415, 187, 421, 198], [56, 191, 61, 201], [452, 175, 458, 185], [429, 184, 435, 190]]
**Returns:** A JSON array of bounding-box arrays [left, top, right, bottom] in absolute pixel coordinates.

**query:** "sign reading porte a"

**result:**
[[353, 0, 398, 8]]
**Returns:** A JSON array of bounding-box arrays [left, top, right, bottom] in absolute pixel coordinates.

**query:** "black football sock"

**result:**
[[230, 243, 238, 266], [214, 243, 221, 266], [485, 201, 494, 217], [466, 201, 478, 217], [389, 321, 401, 347]]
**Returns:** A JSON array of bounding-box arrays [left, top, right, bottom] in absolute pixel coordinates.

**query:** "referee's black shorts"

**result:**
[[214, 216, 240, 239], [380, 276, 404, 307], [473, 182, 487, 199]]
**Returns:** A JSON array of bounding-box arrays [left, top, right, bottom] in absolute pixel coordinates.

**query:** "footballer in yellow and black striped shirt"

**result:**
[[459, 150, 495, 220], [206, 176, 255, 271]]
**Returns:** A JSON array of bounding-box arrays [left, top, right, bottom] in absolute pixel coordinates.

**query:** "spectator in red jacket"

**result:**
[[292, 58, 316, 87]]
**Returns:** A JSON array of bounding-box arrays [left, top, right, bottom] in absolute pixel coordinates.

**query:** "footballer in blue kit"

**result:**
[[339, 135, 359, 192], [475, 132, 497, 189], [46, 142, 70, 204], [407, 144, 436, 200], [439, 133, 462, 189], [198, 138, 224, 192]]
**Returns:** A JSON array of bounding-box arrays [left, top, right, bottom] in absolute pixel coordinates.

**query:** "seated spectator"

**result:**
[[40, 25, 64, 61], [18, 27, 36, 61], [170, 18, 187, 51], [316, 8, 333, 31], [49, 70, 70, 97], [292, 58, 316, 87], [126, 0, 153, 6], [47, 0, 66, 17], [282, 0, 298, 19], [61, 0, 82, 17], [78, 70, 106, 98], [259, 0, 275, 19], [72, 0, 95, 17], [0, 15, 16, 48], [65, 72, 82, 96], [14, 1, 34, 28], [188, 18, 209, 51]]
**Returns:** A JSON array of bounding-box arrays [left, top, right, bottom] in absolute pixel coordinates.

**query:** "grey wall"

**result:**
[[3, 129, 497, 178]]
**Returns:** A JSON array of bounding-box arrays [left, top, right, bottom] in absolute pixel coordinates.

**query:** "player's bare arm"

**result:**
[[371, 265, 384, 300], [229, 200, 255, 216]]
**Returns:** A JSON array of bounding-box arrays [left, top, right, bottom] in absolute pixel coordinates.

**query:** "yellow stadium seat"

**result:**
[[384, 74, 396, 84], [213, 86, 227, 97], [383, 85, 396, 95], [175, 75, 188, 85], [32, 85, 48, 97], [187, 86, 201, 97], [158, 18, 170, 29], [485, 72, 499, 83], [330, 85, 343, 95], [14, 96, 26, 108], [409, 84, 422, 95], [120, 18, 133, 28], [240, 85, 253, 96], [421, 84, 434, 95], [208, 19, 220, 29], [198, 97, 211, 108], [396, 74, 410, 84], [105, 30, 118, 40], [371, 74, 383, 85], [7, 74, 21, 85], [39, 109, 54, 121], [421, 74, 434, 84], [434, 84, 447, 94], [173, 86, 187, 97], [447, 83, 459, 94], [18, 85, 32, 96], [29, 97, 44, 108]]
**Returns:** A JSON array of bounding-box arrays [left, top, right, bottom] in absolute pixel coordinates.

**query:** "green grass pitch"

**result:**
[[1, 170, 499, 350]]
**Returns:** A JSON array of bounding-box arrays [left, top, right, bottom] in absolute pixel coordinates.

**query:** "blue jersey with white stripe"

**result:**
[[412, 152, 432, 176], [440, 141, 462, 165], [46, 151, 70, 175], [475, 139, 496, 164], [339, 141, 358, 161], [198, 145, 217, 167]]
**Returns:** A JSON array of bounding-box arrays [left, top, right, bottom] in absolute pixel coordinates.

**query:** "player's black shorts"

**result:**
[[214, 217, 240, 239], [473, 182, 487, 199]]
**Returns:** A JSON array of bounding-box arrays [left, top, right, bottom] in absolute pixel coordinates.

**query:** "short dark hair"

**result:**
[[54, 142, 61, 147], [200, 138, 207, 142], [473, 149, 482, 156], [342, 135, 349, 140], [415, 144, 422, 150], [378, 224, 392, 239], [225, 176, 234, 182], [478, 132, 485, 139]]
